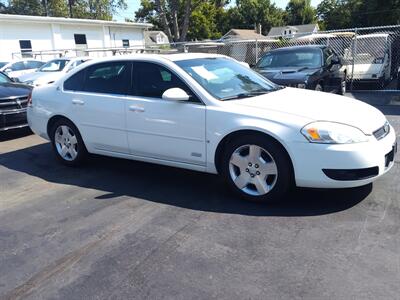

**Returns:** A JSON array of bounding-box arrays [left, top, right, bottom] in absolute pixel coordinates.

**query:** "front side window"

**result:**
[[257, 48, 323, 69], [39, 60, 69, 72], [133, 62, 194, 99], [176, 57, 277, 100], [0, 72, 11, 83]]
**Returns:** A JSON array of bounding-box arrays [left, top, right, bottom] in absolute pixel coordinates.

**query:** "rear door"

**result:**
[[63, 61, 131, 154]]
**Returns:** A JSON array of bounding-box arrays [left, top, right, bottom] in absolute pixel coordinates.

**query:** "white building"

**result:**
[[0, 14, 152, 60]]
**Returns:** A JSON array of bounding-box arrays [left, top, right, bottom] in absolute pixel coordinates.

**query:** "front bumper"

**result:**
[[0, 108, 28, 131], [290, 125, 397, 188]]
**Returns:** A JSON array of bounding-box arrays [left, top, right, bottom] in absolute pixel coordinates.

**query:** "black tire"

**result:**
[[315, 83, 324, 92], [338, 77, 346, 95], [49, 118, 87, 166], [220, 134, 294, 203]]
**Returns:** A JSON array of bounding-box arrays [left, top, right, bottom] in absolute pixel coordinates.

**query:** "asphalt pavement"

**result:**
[[0, 94, 399, 299]]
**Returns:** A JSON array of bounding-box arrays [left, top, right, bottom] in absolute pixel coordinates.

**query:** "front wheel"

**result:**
[[338, 78, 346, 95], [221, 135, 293, 203], [50, 119, 87, 166]]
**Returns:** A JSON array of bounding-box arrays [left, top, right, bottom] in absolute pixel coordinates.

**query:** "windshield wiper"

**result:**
[[220, 90, 270, 101]]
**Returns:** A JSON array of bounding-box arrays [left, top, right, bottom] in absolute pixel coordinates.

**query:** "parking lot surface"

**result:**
[[1, 97, 400, 299]]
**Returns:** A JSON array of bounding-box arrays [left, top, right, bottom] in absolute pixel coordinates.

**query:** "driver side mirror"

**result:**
[[162, 88, 190, 101]]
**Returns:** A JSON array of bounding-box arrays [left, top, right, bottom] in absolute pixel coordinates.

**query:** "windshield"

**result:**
[[175, 57, 278, 100], [257, 48, 323, 68], [0, 72, 11, 83], [0, 62, 8, 69], [39, 59, 70, 72]]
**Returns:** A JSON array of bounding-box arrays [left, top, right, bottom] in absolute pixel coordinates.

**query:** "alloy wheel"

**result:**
[[228, 144, 278, 196], [54, 125, 78, 161]]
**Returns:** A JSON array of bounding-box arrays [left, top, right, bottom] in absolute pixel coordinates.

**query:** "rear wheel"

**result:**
[[50, 119, 87, 166], [221, 135, 293, 203]]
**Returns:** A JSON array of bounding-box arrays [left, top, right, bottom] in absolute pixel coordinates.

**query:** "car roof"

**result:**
[[267, 45, 326, 53], [70, 53, 226, 66]]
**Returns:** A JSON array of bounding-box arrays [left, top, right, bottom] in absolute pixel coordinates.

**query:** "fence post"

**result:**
[[350, 28, 358, 91], [255, 39, 259, 64]]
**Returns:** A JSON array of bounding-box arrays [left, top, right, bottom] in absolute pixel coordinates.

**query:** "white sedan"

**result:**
[[17, 57, 90, 86], [27, 54, 397, 202]]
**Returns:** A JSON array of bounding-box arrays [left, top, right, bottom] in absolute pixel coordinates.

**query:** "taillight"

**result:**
[[27, 91, 32, 107]]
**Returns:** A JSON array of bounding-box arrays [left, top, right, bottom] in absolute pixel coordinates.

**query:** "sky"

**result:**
[[115, 0, 323, 22]]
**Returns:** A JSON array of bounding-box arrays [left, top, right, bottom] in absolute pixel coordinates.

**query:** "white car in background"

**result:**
[[346, 34, 392, 86], [28, 54, 396, 203], [18, 57, 91, 86], [0, 59, 44, 78]]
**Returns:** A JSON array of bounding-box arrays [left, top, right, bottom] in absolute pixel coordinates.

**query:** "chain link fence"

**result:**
[[154, 25, 400, 92]]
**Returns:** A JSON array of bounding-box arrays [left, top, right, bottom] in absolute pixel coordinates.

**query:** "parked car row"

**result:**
[[0, 57, 90, 132]]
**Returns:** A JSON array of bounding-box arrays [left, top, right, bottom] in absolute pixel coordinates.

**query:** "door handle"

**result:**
[[129, 105, 145, 112], [72, 99, 85, 105]]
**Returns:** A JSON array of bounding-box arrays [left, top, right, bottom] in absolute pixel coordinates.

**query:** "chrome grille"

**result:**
[[0, 96, 29, 112], [373, 122, 390, 140]]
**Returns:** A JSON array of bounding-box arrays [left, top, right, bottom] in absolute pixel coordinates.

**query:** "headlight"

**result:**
[[301, 121, 368, 144], [297, 83, 306, 89]]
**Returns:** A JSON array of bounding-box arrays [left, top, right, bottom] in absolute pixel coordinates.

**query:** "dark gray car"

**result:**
[[253, 45, 347, 95]]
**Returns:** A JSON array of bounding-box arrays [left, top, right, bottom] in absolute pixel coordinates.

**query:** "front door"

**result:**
[[125, 61, 206, 166]]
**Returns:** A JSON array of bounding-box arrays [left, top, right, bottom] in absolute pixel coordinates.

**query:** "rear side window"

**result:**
[[63, 61, 132, 95], [64, 69, 85, 91], [84, 62, 131, 94]]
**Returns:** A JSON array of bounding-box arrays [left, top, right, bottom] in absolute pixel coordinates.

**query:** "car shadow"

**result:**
[[0, 127, 32, 142], [0, 142, 372, 217]]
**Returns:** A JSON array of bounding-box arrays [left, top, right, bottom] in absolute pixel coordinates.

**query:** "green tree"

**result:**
[[317, 0, 351, 29], [4, 0, 126, 20], [187, 1, 221, 40], [285, 0, 316, 25], [215, 0, 284, 35]]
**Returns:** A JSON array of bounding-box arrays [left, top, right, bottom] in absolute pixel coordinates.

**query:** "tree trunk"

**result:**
[[171, 0, 180, 41], [155, 0, 173, 42], [179, 0, 192, 42]]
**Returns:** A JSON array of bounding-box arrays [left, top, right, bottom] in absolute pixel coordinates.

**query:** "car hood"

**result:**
[[229, 87, 386, 134], [255, 67, 319, 81], [0, 83, 32, 98], [18, 71, 62, 83]]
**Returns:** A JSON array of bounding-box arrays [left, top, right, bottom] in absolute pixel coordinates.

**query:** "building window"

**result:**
[[74, 34, 87, 45], [122, 39, 130, 47], [19, 40, 32, 58]]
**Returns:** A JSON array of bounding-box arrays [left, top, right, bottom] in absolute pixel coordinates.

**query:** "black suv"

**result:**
[[0, 71, 32, 132], [254, 45, 347, 95]]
